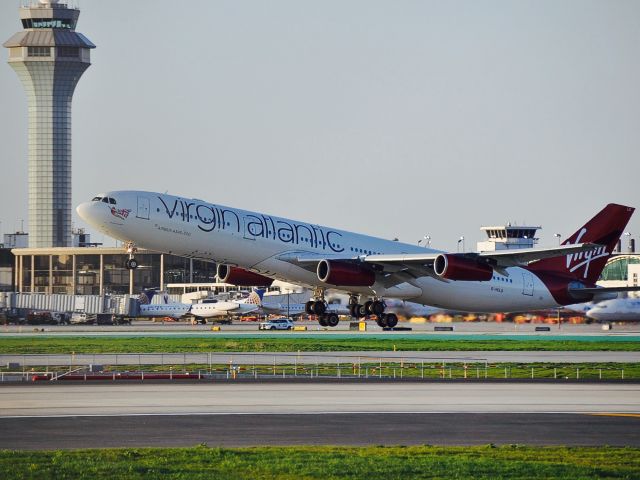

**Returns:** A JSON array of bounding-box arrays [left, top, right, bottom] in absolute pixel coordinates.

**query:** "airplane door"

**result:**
[[522, 272, 534, 296], [136, 196, 150, 220]]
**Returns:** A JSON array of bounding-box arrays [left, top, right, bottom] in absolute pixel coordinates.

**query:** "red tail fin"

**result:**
[[529, 203, 634, 285]]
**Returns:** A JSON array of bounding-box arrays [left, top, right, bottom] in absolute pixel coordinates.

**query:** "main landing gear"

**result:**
[[348, 296, 398, 329], [305, 288, 340, 328], [124, 242, 139, 270], [306, 290, 398, 329]]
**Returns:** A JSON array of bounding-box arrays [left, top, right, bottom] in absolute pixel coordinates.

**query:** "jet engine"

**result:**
[[217, 265, 274, 286], [317, 260, 375, 287], [433, 254, 493, 281]]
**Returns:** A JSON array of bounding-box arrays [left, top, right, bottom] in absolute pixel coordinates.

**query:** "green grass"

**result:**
[[1, 445, 639, 479], [1, 336, 639, 354]]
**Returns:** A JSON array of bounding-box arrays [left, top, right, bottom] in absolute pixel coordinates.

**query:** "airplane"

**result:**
[[137, 288, 262, 323], [189, 289, 263, 322], [381, 298, 445, 318], [584, 297, 640, 323], [77, 192, 637, 329], [260, 298, 348, 317], [138, 289, 191, 319]]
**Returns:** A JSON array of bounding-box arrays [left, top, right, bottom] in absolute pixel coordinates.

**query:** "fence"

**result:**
[[0, 352, 633, 382]]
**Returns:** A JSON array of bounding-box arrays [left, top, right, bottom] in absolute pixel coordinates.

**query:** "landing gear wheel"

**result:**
[[357, 304, 368, 318], [325, 313, 339, 327], [348, 304, 357, 317], [364, 300, 373, 315], [125, 258, 138, 270], [375, 314, 388, 328], [305, 301, 315, 315], [385, 313, 398, 329], [318, 315, 328, 327], [371, 300, 385, 316], [312, 301, 327, 315]]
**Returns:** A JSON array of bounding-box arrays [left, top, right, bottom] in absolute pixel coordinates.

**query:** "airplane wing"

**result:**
[[277, 252, 359, 273], [278, 243, 602, 286], [365, 243, 600, 269]]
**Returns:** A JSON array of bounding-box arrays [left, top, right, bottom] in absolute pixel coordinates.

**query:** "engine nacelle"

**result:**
[[317, 260, 375, 287], [216, 265, 274, 287], [433, 254, 493, 281]]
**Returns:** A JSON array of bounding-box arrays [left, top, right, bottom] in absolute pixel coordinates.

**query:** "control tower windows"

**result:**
[[22, 18, 73, 29], [27, 46, 50, 57], [58, 47, 79, 58]]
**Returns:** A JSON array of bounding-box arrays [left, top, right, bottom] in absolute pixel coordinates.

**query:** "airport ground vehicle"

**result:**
[[26, 311, 70, 325], [259, 318, 295, 330], [1, 308, 26, 325], [96, 313, 131, 325]]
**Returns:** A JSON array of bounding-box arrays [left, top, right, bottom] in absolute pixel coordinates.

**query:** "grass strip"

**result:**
[[1, 336, 639, 354], [1, 445, 639, 479]]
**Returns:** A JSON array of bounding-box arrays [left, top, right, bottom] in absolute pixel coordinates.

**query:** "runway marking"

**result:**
[[590, 413, 640, 418], [2, 411, 638, 420]]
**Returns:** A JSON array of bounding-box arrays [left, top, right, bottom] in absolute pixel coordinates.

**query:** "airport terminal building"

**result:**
[[9, 247, 216, 295]]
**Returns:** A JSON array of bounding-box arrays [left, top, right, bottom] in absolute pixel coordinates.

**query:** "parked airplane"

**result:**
[[137, 288, 262, 322], [138, 289, 191, 319], [77, 193, 636, 328], [584, 297, 640, 323], [190, 290, 263, 321], [260, 299, 348, 317]]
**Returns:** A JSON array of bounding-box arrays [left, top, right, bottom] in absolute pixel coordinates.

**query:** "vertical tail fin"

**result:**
[[529, 203, 634, 284], [244, 289, 264, 306], [138, 289, 156, 305]]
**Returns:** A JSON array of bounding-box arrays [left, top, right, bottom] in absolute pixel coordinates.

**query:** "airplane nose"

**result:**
[[76, 201, 105, 230], [76, 201, 92, 222]]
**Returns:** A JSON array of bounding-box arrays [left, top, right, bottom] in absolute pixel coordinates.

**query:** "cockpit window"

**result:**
[[109, 198, 117, 205], [102, 197, 109, 203], [92, 196, 102, 202]]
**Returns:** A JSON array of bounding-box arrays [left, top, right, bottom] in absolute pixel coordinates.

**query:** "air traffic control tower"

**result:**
[[4, 0, 95, 248]]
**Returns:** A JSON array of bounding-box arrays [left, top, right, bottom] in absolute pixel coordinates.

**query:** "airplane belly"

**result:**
[[414, 273, 557, 313]]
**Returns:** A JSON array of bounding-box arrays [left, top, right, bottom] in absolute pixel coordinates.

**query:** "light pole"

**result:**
[[554, 233, 562, 246], [418, 235, 431, 248], [457, 236, 465, 253]]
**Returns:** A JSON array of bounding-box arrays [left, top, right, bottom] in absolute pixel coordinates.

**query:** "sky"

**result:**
[[0, 0, 639, 251]]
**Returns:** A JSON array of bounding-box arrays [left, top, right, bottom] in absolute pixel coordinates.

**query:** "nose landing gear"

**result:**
[[124, 242, 138, 270]]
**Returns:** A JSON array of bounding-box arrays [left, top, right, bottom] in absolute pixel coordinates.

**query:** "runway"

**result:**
[[3, 382, 640, 416], [1, 382, 639, 448], [2, 413, 639, 449], [3, 319, 640, 337]]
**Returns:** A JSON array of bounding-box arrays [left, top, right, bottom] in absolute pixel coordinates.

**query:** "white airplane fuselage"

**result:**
[[77, 191, 563, 313], [261, 302, 347, 316], [139, 303, 191, 319], [586, 298, 640, 322], [191, 301, 259, 319]]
